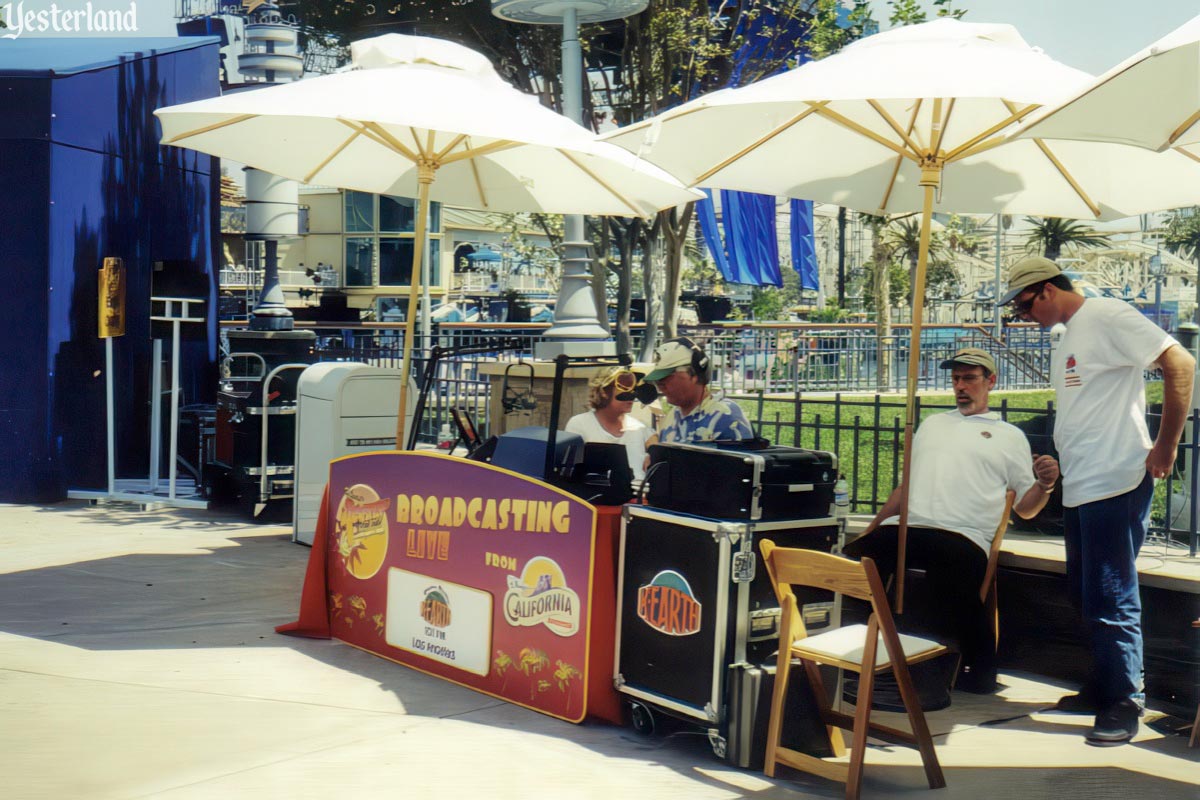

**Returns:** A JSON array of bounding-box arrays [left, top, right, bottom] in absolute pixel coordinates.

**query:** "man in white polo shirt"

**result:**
[[845, 348, 1059, 693], [1001, 256, 1195, 745]]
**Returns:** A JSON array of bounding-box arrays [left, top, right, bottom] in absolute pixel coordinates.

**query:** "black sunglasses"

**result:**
[[1009, 286, 1041, 316]]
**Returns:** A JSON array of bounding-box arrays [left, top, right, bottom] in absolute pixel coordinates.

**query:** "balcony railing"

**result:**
[[219, 267, 340, 289], [452, 272, 553, 294]]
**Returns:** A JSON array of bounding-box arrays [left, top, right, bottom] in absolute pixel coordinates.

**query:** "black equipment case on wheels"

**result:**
[[645, 440, 837, 521], [615, 505, 836, 762], [725, 660, 837, 769]]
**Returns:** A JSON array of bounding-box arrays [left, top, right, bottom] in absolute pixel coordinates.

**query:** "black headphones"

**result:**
[[671, 336, 710, 379]]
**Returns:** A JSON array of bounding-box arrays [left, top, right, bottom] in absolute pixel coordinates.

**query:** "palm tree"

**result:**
[[884, 216, 955, 305], [1164, 208, 1200, 324], [1023, 217, 1111, 261]]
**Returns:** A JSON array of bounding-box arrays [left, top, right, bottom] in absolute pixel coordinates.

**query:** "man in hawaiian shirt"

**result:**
[[643, 337, 754, 443]]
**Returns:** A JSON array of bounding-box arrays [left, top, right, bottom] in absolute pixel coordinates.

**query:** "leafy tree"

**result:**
[[1023, 216, 1112, 261], [807, 1, 876, 60], [883, 216, 958, 303], [604, 216, 644, 354], [887, 0, 967, 24], [750, 286, 786, 321], [779, 266, 805, 308], [944, 214, 984, 256], [810, 303, 849, 323], [925, 259, 963, 300], [859, 259, 909, 310], [1164, 208, 1200, 324]]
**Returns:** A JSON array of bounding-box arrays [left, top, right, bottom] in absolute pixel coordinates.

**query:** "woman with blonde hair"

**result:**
[[565, 367, 657, 481]]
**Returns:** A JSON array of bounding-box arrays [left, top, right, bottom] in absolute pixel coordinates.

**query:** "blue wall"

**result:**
[[0, 39, 222, 501]]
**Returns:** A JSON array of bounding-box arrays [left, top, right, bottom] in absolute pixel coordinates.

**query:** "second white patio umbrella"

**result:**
[[603, 18, 1200, 609], [156, 34, 700, 447], [1014, 13, 1200, 152]]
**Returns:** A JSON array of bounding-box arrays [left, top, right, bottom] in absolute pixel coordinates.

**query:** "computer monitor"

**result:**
[[491, 426, 583, 480]]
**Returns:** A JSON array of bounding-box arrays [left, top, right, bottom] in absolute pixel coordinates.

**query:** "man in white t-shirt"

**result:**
[[845, 348, 1059, 693], [1002, 256, 1195, 745], [565, 367, 657, 481]]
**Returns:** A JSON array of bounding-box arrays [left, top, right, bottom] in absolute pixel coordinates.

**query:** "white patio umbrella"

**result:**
[[602, 18, 1200, 609], [155, 34, 700, 447], [1014, 14, 1200, 152]]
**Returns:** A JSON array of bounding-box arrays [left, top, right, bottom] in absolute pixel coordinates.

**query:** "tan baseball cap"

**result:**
[[998, 256, 1064, 305], [939, 347, 997, 375], [644, 337, 704, 382]]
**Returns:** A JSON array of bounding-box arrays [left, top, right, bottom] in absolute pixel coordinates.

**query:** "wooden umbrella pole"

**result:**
[[895, 167, 939, 614], [395, 161, 435, 449]]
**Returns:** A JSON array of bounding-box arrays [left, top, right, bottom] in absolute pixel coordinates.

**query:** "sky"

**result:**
[[883, 0, 1200, 75], [4, 0, 1198, 77]]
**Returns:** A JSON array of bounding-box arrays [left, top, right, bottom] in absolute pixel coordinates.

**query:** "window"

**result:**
[[345, 237, 374, 287], [380, 239, 441, 286], [344, 190, 374, 233], [340, 191, 442, 289], [379, 195, 416, 233], [379, 239, 413, 286]]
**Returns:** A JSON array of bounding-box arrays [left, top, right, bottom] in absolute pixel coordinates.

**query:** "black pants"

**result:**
[[843, 525, 993, 684]]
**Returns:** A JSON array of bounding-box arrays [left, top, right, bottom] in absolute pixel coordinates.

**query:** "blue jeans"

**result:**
[[1062, 472, 1153, 708]]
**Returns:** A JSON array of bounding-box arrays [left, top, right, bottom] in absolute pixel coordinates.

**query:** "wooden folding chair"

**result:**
[[979, 491, 1016, 647], [760, 540, 947, 800]]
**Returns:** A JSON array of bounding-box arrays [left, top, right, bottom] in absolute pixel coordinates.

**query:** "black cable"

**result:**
[[639, 461, 666, 505]]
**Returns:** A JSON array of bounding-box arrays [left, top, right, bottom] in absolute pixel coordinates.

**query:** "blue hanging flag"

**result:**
[[696, 189, 734, 281], [696, 189, 781, 287], [722, 190, 781, 287], [790, 199, 819, 291], [689, 5, 820, 291]]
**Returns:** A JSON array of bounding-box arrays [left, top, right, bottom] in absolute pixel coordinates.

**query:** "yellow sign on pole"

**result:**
[[98, 257, 126, 338]]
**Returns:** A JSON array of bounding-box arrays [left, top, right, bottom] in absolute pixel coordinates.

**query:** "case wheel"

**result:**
[[707, 729, 727, 759], [629, 701, 655, 736]]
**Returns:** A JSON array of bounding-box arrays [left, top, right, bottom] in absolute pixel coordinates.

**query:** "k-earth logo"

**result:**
[[1, 1, 139, 39]]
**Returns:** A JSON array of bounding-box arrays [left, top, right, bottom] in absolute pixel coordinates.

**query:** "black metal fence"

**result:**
[[218, 320, 1195, 555], [226, 320, 1053, 396], [732, 389, 1198, 557]]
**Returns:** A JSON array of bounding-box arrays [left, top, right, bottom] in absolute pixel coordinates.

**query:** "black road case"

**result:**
[[614, 505, 836, 760], [725, 660, 837, 769], [646, 441, 837, 521]]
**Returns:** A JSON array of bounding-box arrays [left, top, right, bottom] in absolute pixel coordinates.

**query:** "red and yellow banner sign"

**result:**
[[324, 451, 597, 722]]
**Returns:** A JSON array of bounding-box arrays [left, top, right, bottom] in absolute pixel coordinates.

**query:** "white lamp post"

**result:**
[[492, 0, 648, 357]]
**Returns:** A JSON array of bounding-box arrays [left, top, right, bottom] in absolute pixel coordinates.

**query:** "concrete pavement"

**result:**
[[0, 501, 1195, 799]]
